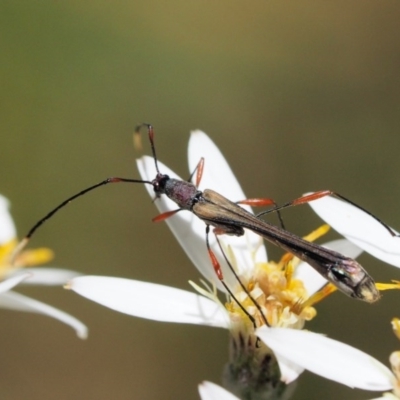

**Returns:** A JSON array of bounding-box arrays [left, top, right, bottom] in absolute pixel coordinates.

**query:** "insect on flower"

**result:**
[[13, 124, 399, 308]]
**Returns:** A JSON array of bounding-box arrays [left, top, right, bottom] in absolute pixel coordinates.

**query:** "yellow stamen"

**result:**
[[0, 238, 18, 266], [300, 283, 338, 309], [280, 252, 294, 264], [376, 281, 400, 291], [15, 248, 54, 267], [303, 224, 330, 242], [284, 261, 294, 285]]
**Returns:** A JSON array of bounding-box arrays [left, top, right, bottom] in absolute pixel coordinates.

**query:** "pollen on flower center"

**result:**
[[227, 256, 317, 330], [223, 225, 344, 331]]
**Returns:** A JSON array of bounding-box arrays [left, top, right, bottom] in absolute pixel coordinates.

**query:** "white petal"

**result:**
[[0, 272, 31, 293], [294, 265, 328, 297], [324, 238, 364, 258], [274, 353, 305, 384], [308, 195, 400, 267], [137, 157, 258, 291], [188, 131, 248, 205], [20, 268, 81, 285], [256, 326, 393, 390], [69, 276, 230, 328], [295, 239, 363, 295], [0, 194, 17, 244], [198, 381, 240, 400], [137, 156, 223, 287], [0, 290, 88, 339], [188, 130, 267, 268]]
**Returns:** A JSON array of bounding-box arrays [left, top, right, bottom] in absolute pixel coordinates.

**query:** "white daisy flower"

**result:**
[[0, 194, 87, 339], [68, 130, 395, 395], [367, 318, 400, 400]]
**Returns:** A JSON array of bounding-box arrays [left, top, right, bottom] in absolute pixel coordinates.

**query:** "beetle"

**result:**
[[14, 124, 397, 305]]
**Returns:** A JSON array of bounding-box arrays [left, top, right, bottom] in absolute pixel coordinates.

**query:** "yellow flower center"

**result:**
[[0, 238, 54, 279], [226, 225, 336, 330], [227, 257, 317, 330]]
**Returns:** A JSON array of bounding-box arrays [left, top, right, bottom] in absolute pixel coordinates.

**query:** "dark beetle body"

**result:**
[[153, 173, 379, 303], [17, 124, 383, 304], [18, 124, 384, 304]]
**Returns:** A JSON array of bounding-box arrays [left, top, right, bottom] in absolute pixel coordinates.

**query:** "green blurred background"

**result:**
[[1, 1, 400, 399]]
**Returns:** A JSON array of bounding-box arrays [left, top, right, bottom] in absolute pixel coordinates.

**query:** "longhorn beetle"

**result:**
[[13, 124, 398, 313]]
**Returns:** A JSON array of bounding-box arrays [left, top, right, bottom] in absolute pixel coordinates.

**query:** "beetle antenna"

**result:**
[[134, 123, 161, 175], [12, 177, 153, 263]]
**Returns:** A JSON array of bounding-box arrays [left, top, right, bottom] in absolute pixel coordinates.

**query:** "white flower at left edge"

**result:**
[[198, 381, 240, 400], [0, 195, 87, 339], [68, 130, 392, 393]]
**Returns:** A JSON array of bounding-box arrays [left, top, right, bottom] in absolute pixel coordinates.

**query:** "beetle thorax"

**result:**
[[164, 178, 199, 210]]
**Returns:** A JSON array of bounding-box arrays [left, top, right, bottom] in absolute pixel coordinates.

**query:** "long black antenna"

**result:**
[[11, 177, 153, 263], [11, 121, 166, 264], [13, 123, 164, 263], [29, 177, 152, 241]]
